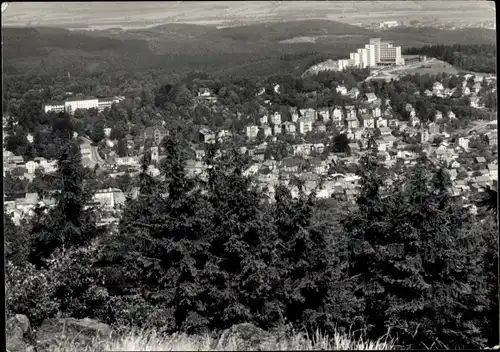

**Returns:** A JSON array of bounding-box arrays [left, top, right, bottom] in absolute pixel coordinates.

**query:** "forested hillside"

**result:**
[[404, 44, 497, 73], [2, 21, 496, 78]]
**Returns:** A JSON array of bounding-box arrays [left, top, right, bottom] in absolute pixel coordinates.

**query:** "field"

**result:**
[[2, 1, 495, 29]]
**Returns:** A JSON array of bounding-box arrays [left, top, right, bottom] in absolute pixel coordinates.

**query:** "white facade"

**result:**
[[246, 125, 259, 139], [457, 137, 469, 151], [43, 103, 65, 113], [336, 86, 348, 95], [364, 44, 376, 67], [349, 52, 361, 66], [25, 161, 38, 174], [39, 159, 58, 173], [357, 48, 368, 68], [298, 119, 313, 134], [65, 98, 99, 115]]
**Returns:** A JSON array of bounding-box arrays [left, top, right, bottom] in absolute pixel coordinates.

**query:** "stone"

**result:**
[[35, 317, 114, 352], [218, 323, 276, 351], [6, 314, 37, 352]]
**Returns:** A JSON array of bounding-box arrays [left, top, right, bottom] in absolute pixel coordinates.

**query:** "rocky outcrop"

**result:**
[[7, 314, 114, 352], [218, 323, 277, 351], [35, 317, 114, 352], [6, 314, 36, 352]]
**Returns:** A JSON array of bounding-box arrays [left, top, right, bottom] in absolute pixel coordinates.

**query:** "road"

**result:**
[[79, 135, 108, 168], [465, 119, 497, 134]]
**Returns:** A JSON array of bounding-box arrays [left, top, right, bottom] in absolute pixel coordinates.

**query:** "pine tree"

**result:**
[[274, 185, 361, 334], [345, 155, 490, 348], [98, 132, 211, 333], [29, 139, 98, 267], [200, 142, 279, 330]]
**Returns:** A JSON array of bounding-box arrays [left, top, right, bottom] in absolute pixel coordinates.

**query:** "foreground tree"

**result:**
[[29, 139, 98, 267], [344, 155, 490, 349]]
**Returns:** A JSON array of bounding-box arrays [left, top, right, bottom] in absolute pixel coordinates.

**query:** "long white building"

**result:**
[[43, 96, 125, 115]]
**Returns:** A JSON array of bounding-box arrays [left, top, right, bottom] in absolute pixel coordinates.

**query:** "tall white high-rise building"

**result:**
[[365, 44, 376, 67], [378, 40, 403, 65], [349, 52, 361, 66], [369, 38, 381, 63], [357, 48, 368, 68]]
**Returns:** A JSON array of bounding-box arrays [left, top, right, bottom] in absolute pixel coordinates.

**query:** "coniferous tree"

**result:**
[[98, 132, 211, 333], [29, 139, 98, 267], [274, 185, 361, 335], [201, 142, 279, 330], [344, 155, 490, 348]]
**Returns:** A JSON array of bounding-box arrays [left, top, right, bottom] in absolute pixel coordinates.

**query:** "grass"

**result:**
[[44, 327, 396, 351]]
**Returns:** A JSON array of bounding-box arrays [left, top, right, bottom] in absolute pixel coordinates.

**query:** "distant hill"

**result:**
[[217, 20, 371, 42], [2, 21, 497, 78], [379, 27, 496, 45]]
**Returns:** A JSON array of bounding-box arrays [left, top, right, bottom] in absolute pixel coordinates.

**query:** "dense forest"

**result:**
[[5, 131, 499, 349], [2, 23, 496, 78], [404, 44, 497, 73]]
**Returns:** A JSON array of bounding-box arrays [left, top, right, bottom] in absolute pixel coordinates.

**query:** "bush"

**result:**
[[6, 261, 60, 327]]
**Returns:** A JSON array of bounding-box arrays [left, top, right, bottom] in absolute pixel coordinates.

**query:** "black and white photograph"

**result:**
[[3, 1, 498, 350]]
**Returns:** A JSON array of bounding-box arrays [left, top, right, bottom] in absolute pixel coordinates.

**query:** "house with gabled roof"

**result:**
[[365, 93, 379, 104]]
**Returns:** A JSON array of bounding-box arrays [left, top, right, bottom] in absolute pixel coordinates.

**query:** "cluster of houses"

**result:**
[[4, 187, 133, 227], [5, 74, 497, 225], [424, 74, 496, 109], [3, 151, 58, 180]]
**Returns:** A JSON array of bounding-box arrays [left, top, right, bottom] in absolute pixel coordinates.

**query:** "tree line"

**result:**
[[404, 44, 496, 73]]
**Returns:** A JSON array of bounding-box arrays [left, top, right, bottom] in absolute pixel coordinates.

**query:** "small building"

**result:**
[[456, 137, 469, 151], [282, 121, 296, 135], [486, 131, 498, 146], [336, 86, 348, 96], [199, 128, 215, 143], [345, 115, 359, 129], [198, 88, 212, 97], [428, 122, 440, 135], [299, 108, 317, 121], [332, 107, 343, 123], [273, 124, 282, 135], [435, 110, 443, 121], [361, 114, 375, 128], [261, 124, 273, 137], [270, 112, 282, 125], [378, 126, 392, 137], [433, 82, 444, 91], [246, 125, 259, 139], [376, 117, 388, 128], [316, 107, 330, 121], [298, 118, 314, 135], [365, 93, 380, 104]]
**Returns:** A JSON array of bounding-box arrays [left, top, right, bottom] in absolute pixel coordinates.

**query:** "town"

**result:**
[[3, 2, 498, 351], [4, 57, 497, 229]]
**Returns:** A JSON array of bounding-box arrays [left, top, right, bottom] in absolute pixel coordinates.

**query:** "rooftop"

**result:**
[[65, 96, 97, 102]]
